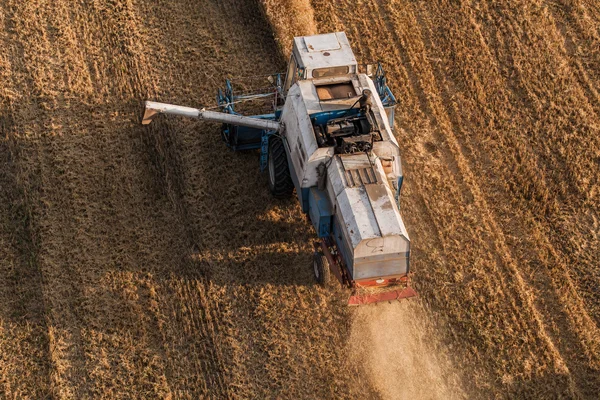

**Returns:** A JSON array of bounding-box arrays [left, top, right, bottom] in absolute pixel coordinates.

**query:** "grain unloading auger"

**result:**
[[143, 32, 417, 305]]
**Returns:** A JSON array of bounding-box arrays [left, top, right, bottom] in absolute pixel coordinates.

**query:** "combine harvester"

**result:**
[[143, 32, 416, 305]]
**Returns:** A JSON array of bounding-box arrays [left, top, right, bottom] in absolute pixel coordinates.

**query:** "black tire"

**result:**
[[268, 136, 294, 198], [313, 251, 331, 285]]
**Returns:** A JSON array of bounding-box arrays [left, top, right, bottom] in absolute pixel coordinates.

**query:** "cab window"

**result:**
[[312, 66, 350, 78], [284, 55, 299, 94]]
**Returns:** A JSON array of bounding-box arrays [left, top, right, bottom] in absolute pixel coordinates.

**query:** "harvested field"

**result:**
[[0, 0, 598, 399]]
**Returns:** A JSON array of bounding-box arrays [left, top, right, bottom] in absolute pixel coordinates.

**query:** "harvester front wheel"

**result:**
[[313, 251, 331, 285], [268, 136, 294, 198]]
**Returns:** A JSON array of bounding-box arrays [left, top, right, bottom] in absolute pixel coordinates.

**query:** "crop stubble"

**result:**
[[0, 0, 375, 398], [309, 0, 600, 397], [0, 0, 598, 399]]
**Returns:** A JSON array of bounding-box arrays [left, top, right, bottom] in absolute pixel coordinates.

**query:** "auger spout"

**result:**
[[142, 101, 281, 132]]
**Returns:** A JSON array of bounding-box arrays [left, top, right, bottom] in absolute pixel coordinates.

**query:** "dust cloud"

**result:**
[[350, 301, 466, 400]]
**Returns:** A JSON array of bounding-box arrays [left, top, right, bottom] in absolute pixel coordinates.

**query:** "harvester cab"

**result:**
[[142, 32, 416, 305], [283, 33, 358, 95], [283, 32, 396, 127]]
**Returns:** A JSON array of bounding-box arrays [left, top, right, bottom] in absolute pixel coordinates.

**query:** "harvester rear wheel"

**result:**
[[268, 136, 294, 198], [313, 251, 331, 285]]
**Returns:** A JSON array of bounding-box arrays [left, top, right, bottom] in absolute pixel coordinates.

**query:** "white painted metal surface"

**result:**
[[143, 101, 281, 131], [293, 32, 358, 77], [280, 32, 410, 280], [324, 154, 409, 279], [304, 33, 341, 52]]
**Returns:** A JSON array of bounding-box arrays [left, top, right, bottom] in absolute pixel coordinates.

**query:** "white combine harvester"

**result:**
[[143, 32, 416, 305]]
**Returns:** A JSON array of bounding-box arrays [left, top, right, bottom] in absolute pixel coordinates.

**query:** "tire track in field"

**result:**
[[134, 1, 276, 396], [379, 0, 572, 394], [3, 2, 97, 396], [138, 0, 372, 397], [410, 0, 600, 395], [483, 0, 600, 363], [540, 0, 600, 335], [2, 0, 180, 397], [407, 1, 583, 395], [310, 0, 599, 397], [545, 8, 600, 304], [495, 2, 600, 392], [54, 0, 231, 395], [495, 2, 600, 200], [0, 5, 53, 397], [545, 2, 600, 115], [0, 132, 53, 398]]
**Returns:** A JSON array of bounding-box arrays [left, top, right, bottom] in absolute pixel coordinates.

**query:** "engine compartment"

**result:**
[[313, 112, 383, 154]]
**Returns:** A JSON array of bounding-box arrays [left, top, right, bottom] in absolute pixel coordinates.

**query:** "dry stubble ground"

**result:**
[[0, 0, 599, 399], [309, 0, 600, 397]]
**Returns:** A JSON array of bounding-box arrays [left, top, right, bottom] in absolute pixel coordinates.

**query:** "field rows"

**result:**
[[307, 0, 599, 396], [0, 0, 382, 398], [0, 0, 598, 398]]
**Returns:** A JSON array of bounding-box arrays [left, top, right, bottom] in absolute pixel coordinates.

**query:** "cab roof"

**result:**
[[292, 32, 358, 71]]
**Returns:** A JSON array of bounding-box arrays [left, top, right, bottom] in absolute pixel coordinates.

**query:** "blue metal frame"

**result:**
[[308, 188, 333, 238], [372, 63, 397, 108], [215, 63, 396, 155], [310, 108, 361, 126], [217, 77, 283, 152], [395, 176, 404, 209], [259, 130, 276, 172]]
